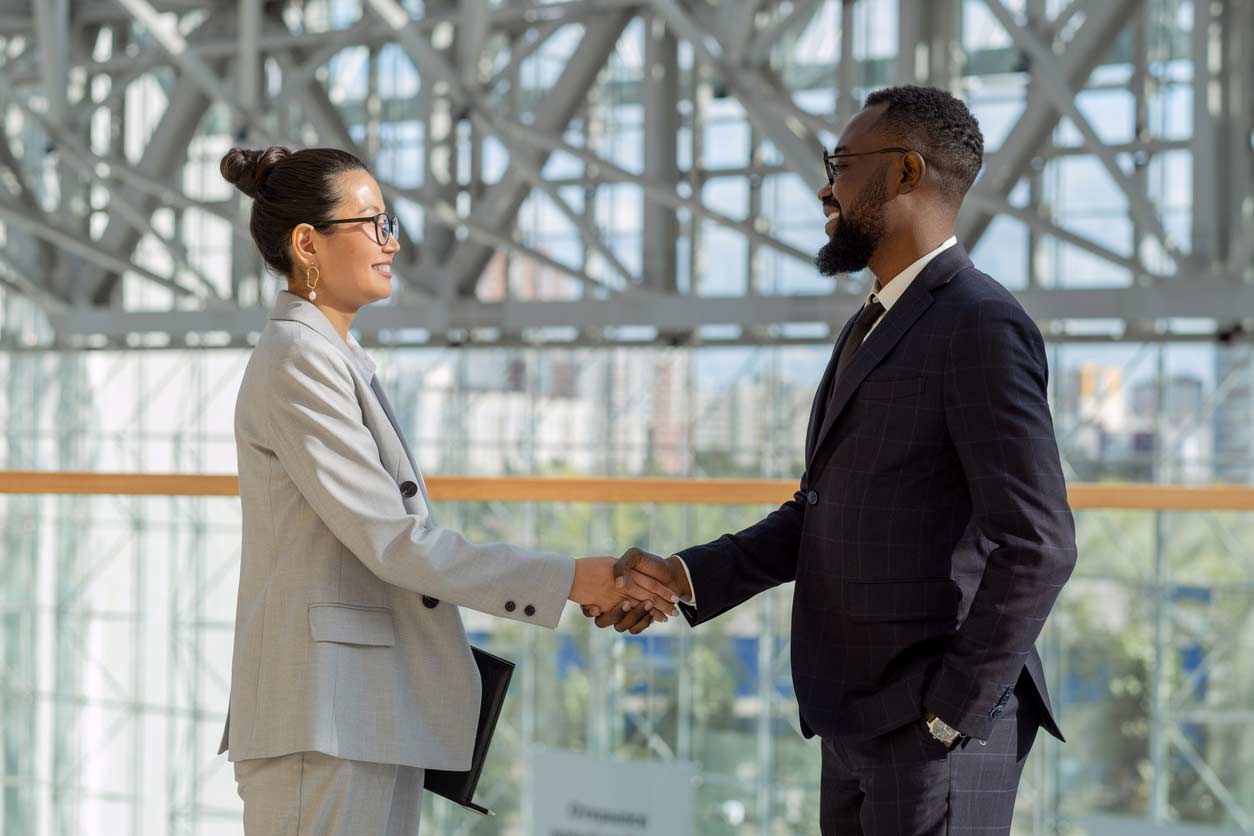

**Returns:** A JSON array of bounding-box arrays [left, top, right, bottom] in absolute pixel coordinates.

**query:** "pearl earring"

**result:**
[[305, 265, 320, 301]]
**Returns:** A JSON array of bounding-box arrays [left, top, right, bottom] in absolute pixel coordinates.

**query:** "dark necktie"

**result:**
[[833, 298, 886, 384]]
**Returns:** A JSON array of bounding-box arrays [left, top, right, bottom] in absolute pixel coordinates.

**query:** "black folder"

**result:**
[[423, 647, 514, 817]]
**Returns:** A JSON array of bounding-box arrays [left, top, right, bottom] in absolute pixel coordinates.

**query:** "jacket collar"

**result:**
[[268, 290, 373, 378], [869, 235, 958, 312], [807, 243, 973, 471]]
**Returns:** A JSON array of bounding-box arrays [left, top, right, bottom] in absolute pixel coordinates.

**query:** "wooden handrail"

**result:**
[[0, 472, 1252, 510]]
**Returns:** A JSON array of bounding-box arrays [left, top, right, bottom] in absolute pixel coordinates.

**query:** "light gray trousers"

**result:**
[[234, 751, 424, 836]]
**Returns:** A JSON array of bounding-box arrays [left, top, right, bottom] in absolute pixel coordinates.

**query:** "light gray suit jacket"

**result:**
[[218, 291, 576, 770]]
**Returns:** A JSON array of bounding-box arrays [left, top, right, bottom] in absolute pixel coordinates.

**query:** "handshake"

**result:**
[[567, 548, 692, 635]]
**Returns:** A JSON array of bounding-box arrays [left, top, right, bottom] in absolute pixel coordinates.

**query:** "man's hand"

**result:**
[[582, 548, 691, 634], [568, 556, 679, 624]]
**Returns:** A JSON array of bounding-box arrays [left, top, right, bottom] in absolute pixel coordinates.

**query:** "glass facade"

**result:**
[[2, 342, 1253, 834]]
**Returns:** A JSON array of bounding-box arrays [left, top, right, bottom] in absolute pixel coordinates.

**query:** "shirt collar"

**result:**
[[866, 236, 959, 311]]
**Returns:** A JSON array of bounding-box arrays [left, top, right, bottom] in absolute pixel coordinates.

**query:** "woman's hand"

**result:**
[[568, 556, 679, 624], [581, 548, 692, 634]]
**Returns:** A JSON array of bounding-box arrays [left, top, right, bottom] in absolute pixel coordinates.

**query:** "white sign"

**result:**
[[528, 748, 697, 836]]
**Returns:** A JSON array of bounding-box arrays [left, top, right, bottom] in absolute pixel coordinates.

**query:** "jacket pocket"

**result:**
[[845, 578, 960, 623], [859, 376, 924, 401], [308, 603, 396, 646]]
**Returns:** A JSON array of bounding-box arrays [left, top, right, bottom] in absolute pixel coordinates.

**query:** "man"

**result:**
[[591, 86, 1077, 835]]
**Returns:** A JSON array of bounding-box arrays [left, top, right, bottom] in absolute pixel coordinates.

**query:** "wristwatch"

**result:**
[[924, 711, 962, 747]]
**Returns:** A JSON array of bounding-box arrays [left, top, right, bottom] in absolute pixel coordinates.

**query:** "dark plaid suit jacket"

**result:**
[[678, 244, 1076, 744]]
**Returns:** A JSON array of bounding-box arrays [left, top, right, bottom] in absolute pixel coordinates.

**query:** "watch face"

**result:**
[[928, 718, 959, 743]]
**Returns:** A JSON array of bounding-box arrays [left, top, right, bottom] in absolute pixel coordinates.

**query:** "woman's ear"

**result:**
[[290, 223, 317, 267], [898, 151, 927, 195]]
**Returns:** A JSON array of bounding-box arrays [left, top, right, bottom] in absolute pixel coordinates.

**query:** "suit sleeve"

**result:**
[[924, 298, 1077, 740], [675, 478, 808, 627], [264, 337, 576, 628]]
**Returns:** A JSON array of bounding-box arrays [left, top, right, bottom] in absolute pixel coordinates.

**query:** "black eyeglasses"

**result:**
[[823, 146, 915, 182], [320, 212, 400, 246]]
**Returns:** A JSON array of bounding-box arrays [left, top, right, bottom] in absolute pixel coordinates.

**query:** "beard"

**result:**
[[815, 169, 888, 276]]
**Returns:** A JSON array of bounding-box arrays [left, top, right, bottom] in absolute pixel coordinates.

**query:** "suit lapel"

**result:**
[[268, 291, 437, 523], [806, 245, 973, 471], [805, 313, 859, 463], [370, 377, 437, 524]]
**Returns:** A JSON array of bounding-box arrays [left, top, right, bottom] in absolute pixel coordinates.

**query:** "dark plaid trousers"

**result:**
[[819, 674, 1040, 836]]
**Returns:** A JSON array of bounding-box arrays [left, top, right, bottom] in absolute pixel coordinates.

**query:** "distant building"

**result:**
[[1129, 375, 1210, 483], [1214, 349, 1254, 484]]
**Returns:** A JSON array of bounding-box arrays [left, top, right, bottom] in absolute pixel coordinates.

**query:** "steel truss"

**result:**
[[0, 0, 1248, 349]]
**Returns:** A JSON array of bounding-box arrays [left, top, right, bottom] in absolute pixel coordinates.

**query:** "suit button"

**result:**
[[400, 481, 418, 498], [505, 600, 516, 612], [422, 595, 439, 609], [807, 490, 819, 505], [524, 605, 536, 617]]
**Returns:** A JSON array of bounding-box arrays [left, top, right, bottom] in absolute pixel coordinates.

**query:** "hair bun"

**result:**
[[220, 146, 291, 198]]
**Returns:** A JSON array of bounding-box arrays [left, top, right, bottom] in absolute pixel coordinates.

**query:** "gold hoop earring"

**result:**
[[305, 265, 320, 301]]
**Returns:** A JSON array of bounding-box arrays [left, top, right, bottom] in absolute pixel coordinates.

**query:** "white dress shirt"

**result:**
[[672, 236, 960, 609], [863, 235, 958, 340]]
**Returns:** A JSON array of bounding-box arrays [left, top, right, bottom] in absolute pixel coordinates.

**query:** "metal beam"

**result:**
[[112, 0, 266, 131], [84, 15, 225, 305], [261, 8, 612, 304], [389, 181, 639, 300], [897, 0, 961, 92], [897, 0, 925, 85], [0, 198, 204, 302], [481, 19, 563, 95], [0, 95, 61, 304], [837, 0, 858, 124], [438, 12, 632, 293], [651, 0, 824, 184], [238, 0, 263, 119], [642, 12, 679, 293], [957, 0, 1141, 249], [981, 0, 1181, 264], [721, 0, 763, 65], [42, 282, 1254, 348], [5, 92, 231, 301], [1192, 0, 1235, 270], [274, 48, 435, 299], [493, 116, 816, 265], [964, 191, 1168, 281], [1224, 0, 1254, 279], [416, 0, 460, 279], [746, 0, 824, 67], [4, 0, 638, 83], [31, 0, 69, 125], [362, 0, 642, 297], [0, 250, 67, 312], [458, 0, 490, 89], [467, 111, 641, 289], [0, 0, 1244, 355], [278, 54, 624, 302]]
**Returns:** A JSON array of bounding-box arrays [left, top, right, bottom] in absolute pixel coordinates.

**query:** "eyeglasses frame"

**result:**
[[822, 146, 917, 182], [318, 212, 400, 247]]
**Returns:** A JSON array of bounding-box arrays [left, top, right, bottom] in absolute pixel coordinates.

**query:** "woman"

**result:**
[[216, 146, 675, 835]]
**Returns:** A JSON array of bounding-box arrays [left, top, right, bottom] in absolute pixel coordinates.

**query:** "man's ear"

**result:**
[[897, 150, 927, 195], [290, 223, 317, 266]]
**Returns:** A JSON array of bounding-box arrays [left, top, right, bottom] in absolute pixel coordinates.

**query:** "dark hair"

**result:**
[[220, 146, 368, 277], [862, 85, 984, 205]]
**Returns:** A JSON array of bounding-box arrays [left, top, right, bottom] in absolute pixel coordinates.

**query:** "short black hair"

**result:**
[[862, 85, 983, 205]]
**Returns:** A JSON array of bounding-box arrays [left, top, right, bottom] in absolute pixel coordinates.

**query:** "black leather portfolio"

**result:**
[[423, 646, 515, 817]]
